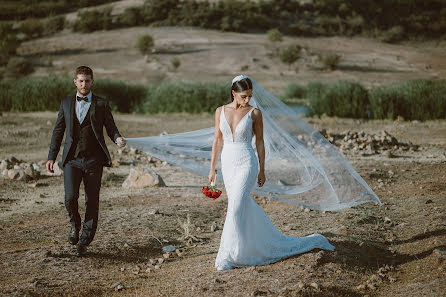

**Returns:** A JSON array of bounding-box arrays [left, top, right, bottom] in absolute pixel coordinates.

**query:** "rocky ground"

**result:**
[[0, 111, 445, 297]]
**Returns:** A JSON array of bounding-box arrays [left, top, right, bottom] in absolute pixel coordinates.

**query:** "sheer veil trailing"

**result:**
[[126, 76, 381, 211]]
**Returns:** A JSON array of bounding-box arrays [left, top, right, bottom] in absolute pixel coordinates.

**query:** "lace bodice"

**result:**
[[220, 106, 255, 144]]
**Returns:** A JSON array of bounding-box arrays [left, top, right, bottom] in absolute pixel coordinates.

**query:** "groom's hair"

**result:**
[[75, 66, 94, 79]]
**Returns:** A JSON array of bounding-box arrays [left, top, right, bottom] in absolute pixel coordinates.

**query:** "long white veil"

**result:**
[[126, 76, 381, 211]]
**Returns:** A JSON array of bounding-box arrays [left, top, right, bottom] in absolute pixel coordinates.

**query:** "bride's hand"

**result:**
[[258, 171, 266, 187], [208, 170, 216, 185]]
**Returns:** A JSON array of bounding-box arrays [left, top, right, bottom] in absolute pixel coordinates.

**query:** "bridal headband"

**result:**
[[232, 75, 250, 84]]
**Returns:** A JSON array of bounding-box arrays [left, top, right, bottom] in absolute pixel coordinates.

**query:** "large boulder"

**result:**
[[122, 167, 165, 188]]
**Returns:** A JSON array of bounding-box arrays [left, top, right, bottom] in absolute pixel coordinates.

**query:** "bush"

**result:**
[[142, 81, 229, 113], [380, 25, 405, 43], [0, 76, 147, 113], [267, 28, 283, 42], [43, 15, 65, 35], [73, 8, 113, 33], [20, 18, 44, 38], [171, 57, 181, 70], [282, 83, 306, 99], [307, 80, 369, 118], [136, 34, 154, 55], [5, 57, 34, 78], [0, 23, 20, 65], [116, 7, 142, 27], [279, 44, 301, 67], [318, 53, 341, 71], [369, 79, 446, 120]]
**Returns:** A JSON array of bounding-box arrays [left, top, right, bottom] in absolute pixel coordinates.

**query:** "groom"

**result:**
[[46, 66, 126, 256]]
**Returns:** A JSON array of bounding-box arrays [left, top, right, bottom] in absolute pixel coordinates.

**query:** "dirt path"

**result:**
[[0, 112, 445, 296]]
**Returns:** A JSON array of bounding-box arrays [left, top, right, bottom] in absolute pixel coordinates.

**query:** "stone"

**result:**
[[1, 169, 8, 178], [122, 167, 166, 188], [8, 169, 19, 180], [24, 163, 39, 179], [310, 282, 320, 290], [162, 245, 177, 253], [0, 159, 12, 170]]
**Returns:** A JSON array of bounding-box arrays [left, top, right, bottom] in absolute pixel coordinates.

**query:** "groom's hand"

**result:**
[[46, 160, 54, 173], [116, 137, 126, 148]]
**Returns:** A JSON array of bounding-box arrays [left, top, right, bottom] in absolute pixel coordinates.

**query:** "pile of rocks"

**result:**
[[112, 147, 167, 167], [0, 157, 41, 181], [319, 129, 420, 155]]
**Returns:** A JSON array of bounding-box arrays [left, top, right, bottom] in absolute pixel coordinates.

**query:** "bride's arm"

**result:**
[[209, 106, 223, 184], [253, 109, 266, 187]]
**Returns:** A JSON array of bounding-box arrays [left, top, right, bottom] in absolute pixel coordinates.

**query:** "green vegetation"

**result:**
[[5, 57, 34, 78], [0, 23, 19, 66], [369, 80, 446, 121], [267, 29, 283, 42], [73, 8, 113, 33], [136, 34, 155, 56], [279, 44, 301, 67], [318, 53, 341, 71], [64, 0, 446, 41], [1, 77, 445, 121], [0, 0, 115, 21], [142, 82, 228, 114], [171, 57, 181, 71]]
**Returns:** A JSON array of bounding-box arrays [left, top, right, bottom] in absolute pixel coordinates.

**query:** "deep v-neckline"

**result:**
[[223, 105, 254, 142]]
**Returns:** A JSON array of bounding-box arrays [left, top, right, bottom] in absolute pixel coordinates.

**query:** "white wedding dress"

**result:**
[[215, 106, 335, 271]]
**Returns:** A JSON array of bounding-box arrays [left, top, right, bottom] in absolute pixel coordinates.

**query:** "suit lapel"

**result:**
[[69, 95, 75, 136], [90, 94, 97, 124]]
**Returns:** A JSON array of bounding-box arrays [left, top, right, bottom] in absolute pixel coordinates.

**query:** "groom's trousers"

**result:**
[[63, 156, 104, 246]]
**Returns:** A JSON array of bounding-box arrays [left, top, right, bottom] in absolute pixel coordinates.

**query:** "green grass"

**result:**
[[1, 77, 445, 121]]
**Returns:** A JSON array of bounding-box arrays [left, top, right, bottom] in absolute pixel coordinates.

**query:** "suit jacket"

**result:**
[[48, 94, 121, 167]]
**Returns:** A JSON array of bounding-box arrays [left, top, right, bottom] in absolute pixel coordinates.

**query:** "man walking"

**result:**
[[46, 66, 126, 256]]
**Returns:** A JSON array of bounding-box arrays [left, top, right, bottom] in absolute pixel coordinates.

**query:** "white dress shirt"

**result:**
[[75, 92, 92, 124]]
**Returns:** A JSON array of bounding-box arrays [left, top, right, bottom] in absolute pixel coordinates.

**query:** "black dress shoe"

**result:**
[[68, 226, 80, 245], [75, 244, 87, 257]]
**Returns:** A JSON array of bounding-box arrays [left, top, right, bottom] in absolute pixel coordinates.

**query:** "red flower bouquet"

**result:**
[[202, 185, 222, 200], [203, 170, 222, 200]]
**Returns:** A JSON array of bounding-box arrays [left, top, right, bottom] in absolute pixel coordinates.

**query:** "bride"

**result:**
[[126, 75, 380, 271], [209, 75, 334, 270]]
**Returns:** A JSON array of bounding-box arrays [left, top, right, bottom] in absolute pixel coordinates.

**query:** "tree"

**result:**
[[136, 34, 155, 55], [279, 44, 301, 68]]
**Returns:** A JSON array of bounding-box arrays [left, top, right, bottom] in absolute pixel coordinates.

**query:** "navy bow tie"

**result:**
[[77, 96, 88, 102]]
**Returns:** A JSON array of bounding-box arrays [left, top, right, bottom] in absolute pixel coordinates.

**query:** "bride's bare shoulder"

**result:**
[[252, 108, 262, 117]]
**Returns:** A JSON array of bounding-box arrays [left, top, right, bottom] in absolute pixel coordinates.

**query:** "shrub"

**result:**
[[93, 79, 148, 112], [142, 81, 229, 113], [267, 28, 283, 42], [5, 57, 34, 78], [0, 23, 20, 65], [380, 25, 405, 43], [20, 18, 44, 38], [282, 83, 306, 99], [136, 34, 154, 55], [369, 79, 446, 120], [73, 8, 113, 33], [43, 15, 65, 35], [0, 76, 147, 113], [307, 80, 369, 118], [117, 7, 142, 27], [318, 53, 341, 71], [171, 57, 181, 70], [279, 44, 301, 68]]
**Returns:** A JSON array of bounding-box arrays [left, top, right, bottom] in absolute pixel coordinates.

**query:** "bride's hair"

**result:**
[[231, 78, 252, 101]]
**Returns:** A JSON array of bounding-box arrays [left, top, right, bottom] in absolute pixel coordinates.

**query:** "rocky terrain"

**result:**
[[0, 111, 445, 297]]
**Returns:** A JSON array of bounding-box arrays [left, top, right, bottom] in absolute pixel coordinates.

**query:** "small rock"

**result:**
[[425, 199, 433, 204], [110, 282, 122, 289], [356, 284, 366, 290], [162, 245, 177, 253], [8, 169, 19, 180], [157, 258, 164, 264], [154, 265, 160, 270], [310, 282, 320, 290], [251, 289, 267, 296], [367, 283, 377, 290], [388, 277, 397, 283], [297, 281, 305, 289], [122, 167, 166, 188], [210, 222, 218, 232], [163, 253, 170, 259], [304, 208, 311, 213], [145, 267, 152, 273]]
